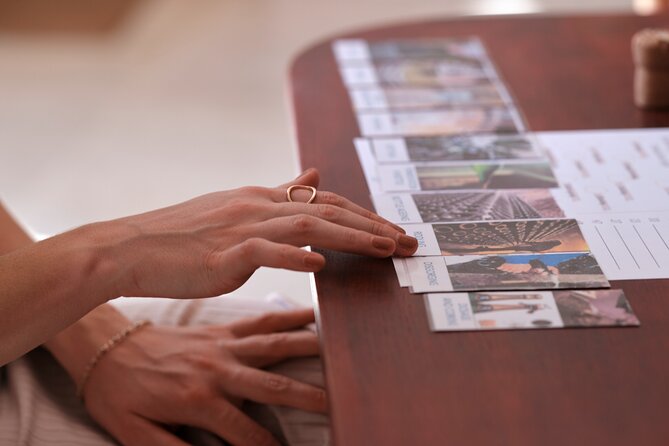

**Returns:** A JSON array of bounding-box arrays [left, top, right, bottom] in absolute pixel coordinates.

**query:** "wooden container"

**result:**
[[633, 28, 669, 109]]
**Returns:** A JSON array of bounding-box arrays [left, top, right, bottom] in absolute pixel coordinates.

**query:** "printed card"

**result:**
[[372, 189, 566, 224], [425, 289, 639, 332], [333, 38, 489, 64], [364, 133, 544, 164], [347, 81, 511, 111], [356, 106, 525, 137], [401, 252, 610, 292], [392, 257, 411, 287], [376, 161, 559, 192], [338, 57, 496, 88], [403, 219, 590, 256]]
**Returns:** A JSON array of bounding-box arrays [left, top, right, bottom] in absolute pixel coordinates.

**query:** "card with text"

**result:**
[[360, 134, 543, 164], [338, 57, 496, 88], [356, 106, 525, 137], [375, 161, 558, 192], [347, 81, 511, 111], [372, 189, 566, 223], [403, 219, 590, 256], [425, 289, 639, 332], [401, 252, 609, 293], [333, 38, 489, 64]]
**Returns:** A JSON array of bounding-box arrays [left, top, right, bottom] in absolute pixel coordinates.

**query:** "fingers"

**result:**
[[114, 416, 190, 446], [209, 238, 325, 293], [228, 330, 320, 367], [222, 366, 328, 414], [274, 169, 418, 256], [274, 176, 404, 231], [275, 202, 417, 255], [228, 308, 315, 337], [197, 400, 280, 446], [252, 215, 401, 257], [317, 189, 405, 231]]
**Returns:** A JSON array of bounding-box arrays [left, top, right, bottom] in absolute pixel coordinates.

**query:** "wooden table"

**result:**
[[289, 13, 669, 446]]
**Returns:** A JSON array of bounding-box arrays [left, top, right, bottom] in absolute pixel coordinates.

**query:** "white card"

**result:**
[[425, 289, 639, 332]]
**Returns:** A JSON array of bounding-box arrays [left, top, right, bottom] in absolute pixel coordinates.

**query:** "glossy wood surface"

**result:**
[[290, 13, 669, 446]]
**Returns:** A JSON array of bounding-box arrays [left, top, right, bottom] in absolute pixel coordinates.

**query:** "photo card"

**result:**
[[372, 189, 566, 223], [347, 81, 510, 111], [356, 106, 525, 137], [402, 252, 609, 293], [403, 218, 590, 256], [376, 161, 559, 192], [425, 289, 639, 332], [365, 133, 544, 163], [338, 56, 496, 88], [333, 38, 489, 65]]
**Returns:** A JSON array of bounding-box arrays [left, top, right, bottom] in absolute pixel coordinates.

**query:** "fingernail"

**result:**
[[398, 234, 418, 250], [304, 254, 324, 268], [372, 237, 395, 252]]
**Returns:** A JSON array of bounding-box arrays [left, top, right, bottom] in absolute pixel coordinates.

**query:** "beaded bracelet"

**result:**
[[76, 319, 152, 399]]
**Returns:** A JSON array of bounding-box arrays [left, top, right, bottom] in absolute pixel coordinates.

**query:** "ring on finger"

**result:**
[[286, 185, 317, 204]]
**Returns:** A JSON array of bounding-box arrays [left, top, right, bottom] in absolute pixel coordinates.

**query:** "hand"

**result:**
[[101, 168, 417, 299], [81, 309, 324, 446]]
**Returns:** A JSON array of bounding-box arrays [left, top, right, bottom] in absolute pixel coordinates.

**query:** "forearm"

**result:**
[[0, 203, 32, 254], [0, 203, 133, 377], [0, 223, 124, 365]]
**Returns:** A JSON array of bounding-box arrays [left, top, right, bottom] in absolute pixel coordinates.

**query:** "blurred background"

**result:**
[[0, 0, 661, 304]]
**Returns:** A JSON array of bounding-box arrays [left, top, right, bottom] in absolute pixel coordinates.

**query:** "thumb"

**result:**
[[280, 168, 320, 189]]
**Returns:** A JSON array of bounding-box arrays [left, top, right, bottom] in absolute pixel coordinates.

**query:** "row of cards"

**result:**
[[334, 39, 526, 137], [332, 37, 638, 332]]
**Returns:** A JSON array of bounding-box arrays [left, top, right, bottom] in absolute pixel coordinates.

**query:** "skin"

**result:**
[[48, 306, 326, 446], [0, 168, 418, 445]]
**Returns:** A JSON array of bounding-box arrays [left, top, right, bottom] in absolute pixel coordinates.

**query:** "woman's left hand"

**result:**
[[50, 307, 325, 446]]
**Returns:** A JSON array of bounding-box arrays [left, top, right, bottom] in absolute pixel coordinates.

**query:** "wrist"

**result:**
[[44, 304, 132, 386], [66, 219, 141, 302]]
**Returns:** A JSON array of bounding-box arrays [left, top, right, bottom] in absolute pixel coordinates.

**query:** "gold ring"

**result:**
[[287, 185, 317, 204]]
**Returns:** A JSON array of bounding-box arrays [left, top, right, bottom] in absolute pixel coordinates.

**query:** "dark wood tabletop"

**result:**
[[289, 13, 669, 446]]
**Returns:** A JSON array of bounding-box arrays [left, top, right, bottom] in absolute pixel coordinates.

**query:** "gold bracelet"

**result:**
[[76, 319, 152, 399]]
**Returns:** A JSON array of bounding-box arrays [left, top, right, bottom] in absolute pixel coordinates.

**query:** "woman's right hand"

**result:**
[[96, 168, 417, 300]]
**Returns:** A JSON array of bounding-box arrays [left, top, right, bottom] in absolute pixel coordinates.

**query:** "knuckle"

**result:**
[[363, 209, 377, 220], [290, 215, 315, 233], [203, 249, 220, 275], [214, 401, 240, 426], [369, 221, 385, 236], [178, 382, 211, 407], [321, 191, 343, 207], [265, 332, 288, 348], [189, 353, 219, 372], [239, 238, 262, 257], [277, 244, 296, 261], [263, 374, 291, 392], [316, 204, 338, 220], [218, 362, 241, 382], [344, 230, 359, 246], [202, 250, 228, 297]]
